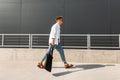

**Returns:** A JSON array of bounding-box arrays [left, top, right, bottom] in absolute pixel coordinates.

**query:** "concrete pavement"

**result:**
[[0, 61, 120, 80]]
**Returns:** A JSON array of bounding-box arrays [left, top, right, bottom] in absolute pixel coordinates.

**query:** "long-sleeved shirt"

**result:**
[[49, 23, 60, 45]]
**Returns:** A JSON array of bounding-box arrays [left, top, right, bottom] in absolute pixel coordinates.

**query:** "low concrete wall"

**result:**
[[0, 48, 120, 63]]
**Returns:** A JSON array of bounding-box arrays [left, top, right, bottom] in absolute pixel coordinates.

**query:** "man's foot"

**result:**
[[37, 62, 44, 69], [64, 64, 73, 69]]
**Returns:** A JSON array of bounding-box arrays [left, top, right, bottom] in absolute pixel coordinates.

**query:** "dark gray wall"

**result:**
[[0, 0, 21, 33], [0, 0, 120, 34]]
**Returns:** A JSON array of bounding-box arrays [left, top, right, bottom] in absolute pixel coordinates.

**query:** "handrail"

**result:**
[[0, 34, 119, 49]]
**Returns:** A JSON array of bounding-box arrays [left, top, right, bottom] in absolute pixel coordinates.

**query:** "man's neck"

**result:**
[[56, 22, 61, 26]]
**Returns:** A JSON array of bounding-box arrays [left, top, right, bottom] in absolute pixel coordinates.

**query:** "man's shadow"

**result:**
[[52, 64, 114, 77]]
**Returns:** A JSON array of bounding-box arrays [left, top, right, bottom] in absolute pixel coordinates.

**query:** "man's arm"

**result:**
[[51, 38, 55, 45], [51, 25, 57, 45]]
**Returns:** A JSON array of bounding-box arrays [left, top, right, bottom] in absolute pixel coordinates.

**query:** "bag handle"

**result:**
[[50, 45, 54, 55]]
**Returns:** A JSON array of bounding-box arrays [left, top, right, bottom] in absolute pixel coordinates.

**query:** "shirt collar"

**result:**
[[56, 22, 60, 26]]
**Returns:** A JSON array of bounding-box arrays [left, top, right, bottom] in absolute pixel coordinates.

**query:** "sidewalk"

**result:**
[[0, 61, 120, 80]]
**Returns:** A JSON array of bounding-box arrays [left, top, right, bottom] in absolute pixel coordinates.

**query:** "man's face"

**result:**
[[58, 19, 63, 25]]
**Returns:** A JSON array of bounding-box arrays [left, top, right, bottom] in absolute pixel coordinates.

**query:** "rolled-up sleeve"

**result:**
[[51, 25, 57, 38]]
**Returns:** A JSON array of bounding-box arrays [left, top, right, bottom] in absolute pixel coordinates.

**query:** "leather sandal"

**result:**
[[37, 63, 44, 69], [64, 64, 73, 69]]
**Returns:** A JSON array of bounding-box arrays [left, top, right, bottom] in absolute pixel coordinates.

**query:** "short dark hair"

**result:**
[[56, 16, 63, 21]]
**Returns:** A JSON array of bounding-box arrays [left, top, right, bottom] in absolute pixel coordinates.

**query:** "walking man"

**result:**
[[38, 16, 73, 68]]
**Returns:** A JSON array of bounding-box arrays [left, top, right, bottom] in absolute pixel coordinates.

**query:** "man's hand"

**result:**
[[51, 38, 55, 45]]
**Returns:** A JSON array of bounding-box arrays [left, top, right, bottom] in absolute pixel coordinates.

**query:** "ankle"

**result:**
[[64, 62, 68, 65], [39, 61, 43, 65]]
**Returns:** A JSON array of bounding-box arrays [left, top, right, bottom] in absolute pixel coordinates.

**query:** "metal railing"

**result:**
[[0, 34, 119, 49]]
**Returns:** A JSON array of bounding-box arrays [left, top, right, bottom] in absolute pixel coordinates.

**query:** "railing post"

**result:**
[[87, 34, 91, 49], [2, 34, 4, 47], [29, 34, 32, 48], [119, 34, 120, 48], [31, 34, 33, 48]]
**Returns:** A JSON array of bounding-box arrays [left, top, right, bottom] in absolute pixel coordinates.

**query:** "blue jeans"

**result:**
[[41, 43, 66, 62]]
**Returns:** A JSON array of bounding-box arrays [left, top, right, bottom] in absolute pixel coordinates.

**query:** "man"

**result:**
[[38, 16, 73, 68]]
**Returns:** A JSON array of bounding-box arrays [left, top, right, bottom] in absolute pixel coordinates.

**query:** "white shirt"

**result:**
[[49, 23, 60, 45]]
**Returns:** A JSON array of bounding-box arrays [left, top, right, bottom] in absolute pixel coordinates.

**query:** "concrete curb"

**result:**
[[0, 48, 119, 63]]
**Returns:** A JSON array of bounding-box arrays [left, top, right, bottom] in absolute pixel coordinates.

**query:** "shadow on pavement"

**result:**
[[52, 70, 80, 77], [53, 64, 115, 69], [74, 64, 114, 70], [52, 64, 115, 77]]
